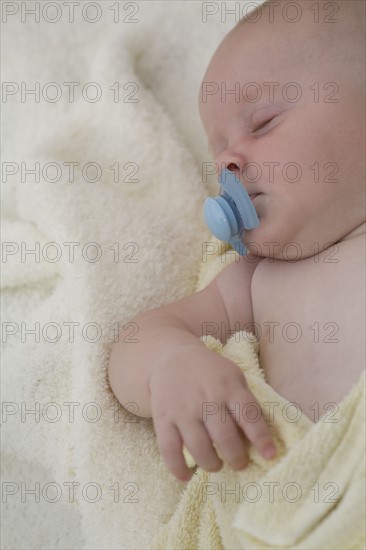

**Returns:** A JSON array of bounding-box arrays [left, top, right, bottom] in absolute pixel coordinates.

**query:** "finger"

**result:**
[[229, 389, 277, 459], [179, 421, 223, 473], [155, 420, 193, 481], [205, 412, 250, 471]]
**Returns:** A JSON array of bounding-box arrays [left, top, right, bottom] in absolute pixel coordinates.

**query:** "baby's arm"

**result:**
[[108, 255, 261, 417], [108, 277, 229, 418], [108, 255, 275, 480]]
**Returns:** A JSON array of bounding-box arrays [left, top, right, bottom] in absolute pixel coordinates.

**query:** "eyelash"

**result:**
[[253, 116, 276, 132], [210, 116, 277, 155]]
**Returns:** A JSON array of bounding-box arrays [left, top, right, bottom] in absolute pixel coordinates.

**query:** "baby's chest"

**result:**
[[250, 255, 365, 423]]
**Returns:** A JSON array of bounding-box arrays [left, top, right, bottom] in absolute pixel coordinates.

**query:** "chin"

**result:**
[[244, 229, 299, 261]]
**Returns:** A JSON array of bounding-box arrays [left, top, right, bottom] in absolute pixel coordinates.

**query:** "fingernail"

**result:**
[[181, 473, 191, 482], [263, 443, 277, 459], [232, 456, 249, 470]]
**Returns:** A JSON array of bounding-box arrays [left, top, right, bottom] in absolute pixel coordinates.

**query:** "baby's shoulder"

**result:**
[[213, 255, 264, 337]]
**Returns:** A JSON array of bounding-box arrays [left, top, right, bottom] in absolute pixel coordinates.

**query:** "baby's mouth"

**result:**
[[249, 193, 261, 201]]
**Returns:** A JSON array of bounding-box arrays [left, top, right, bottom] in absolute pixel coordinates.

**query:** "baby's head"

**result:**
[[199, 0, 365, 260]]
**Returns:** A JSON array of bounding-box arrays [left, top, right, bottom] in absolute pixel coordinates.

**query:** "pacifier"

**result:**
[[203, 168, 260, 256]]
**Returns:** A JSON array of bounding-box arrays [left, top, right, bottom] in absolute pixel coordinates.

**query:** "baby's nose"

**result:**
[[214, 149, 245, 179], [226, 162, 240, 173], [217, 162, 241, 181]]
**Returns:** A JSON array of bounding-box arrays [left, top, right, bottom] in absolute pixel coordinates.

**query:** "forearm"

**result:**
[[108, 310, 207, 418]]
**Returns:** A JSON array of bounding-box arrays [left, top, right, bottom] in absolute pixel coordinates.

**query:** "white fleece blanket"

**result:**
[[2, 2, 266, 548]]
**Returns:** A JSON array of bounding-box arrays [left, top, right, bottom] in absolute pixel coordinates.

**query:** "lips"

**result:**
[[249, 193, 260, 201]]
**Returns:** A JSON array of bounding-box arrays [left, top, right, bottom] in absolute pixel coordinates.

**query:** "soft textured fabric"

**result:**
[[3, 1, 364, 549], [152, 328, 365, 549], [2, 2, 244, 547]]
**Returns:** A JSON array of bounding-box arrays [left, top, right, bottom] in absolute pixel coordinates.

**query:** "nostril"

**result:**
[[226, 164, 243, 182]]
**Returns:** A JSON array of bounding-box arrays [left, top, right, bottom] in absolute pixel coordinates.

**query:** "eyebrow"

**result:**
[[203, 88, 262, 143]]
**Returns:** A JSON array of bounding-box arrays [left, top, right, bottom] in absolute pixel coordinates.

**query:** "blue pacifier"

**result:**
[[203, 168, 260, 256]]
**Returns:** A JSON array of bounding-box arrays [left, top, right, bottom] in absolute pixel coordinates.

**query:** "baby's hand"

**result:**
[[148, 344, 277, 482]]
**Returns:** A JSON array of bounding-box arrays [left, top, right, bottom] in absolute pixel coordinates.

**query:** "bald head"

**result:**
[[229, 0, 365, 87]]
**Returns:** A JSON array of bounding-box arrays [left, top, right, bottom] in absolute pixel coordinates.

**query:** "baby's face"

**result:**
[[199, 8, 365, 260]]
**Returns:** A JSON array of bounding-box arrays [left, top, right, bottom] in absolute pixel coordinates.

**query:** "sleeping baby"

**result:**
[[108, 0, 365, 483]]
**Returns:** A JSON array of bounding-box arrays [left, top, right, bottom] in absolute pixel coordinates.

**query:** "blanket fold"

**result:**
[[152, 329, 365, 550]]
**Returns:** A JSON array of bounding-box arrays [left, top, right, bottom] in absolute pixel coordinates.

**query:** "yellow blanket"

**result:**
[[151, 240, 366, 550]]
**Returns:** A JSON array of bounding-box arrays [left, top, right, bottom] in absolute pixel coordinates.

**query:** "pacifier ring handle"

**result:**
[[203, 168, 260, 257]]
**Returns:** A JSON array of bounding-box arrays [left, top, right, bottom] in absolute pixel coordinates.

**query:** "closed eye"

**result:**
[[253, 116, 276, 132]]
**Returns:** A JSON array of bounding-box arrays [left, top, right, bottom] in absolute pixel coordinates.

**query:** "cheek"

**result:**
[[299, 103, 362, 186], [248, 193, 305, 237], [243, 194, 316, 260], [273, 121, 340, 192]]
